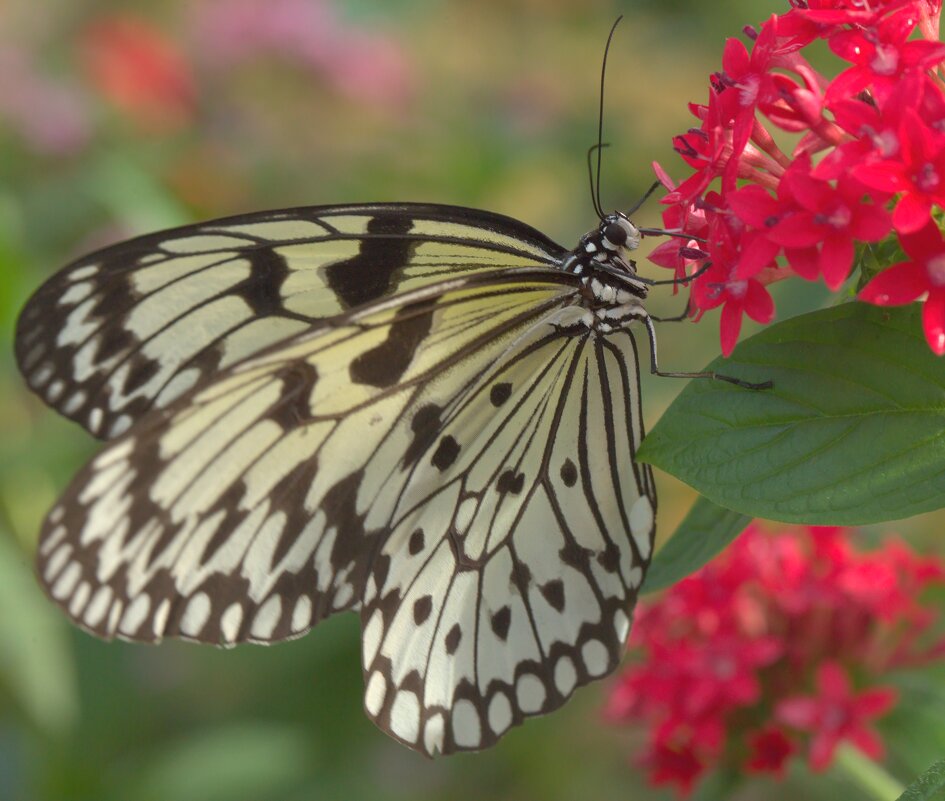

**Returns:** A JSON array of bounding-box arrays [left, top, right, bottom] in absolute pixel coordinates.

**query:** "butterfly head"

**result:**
[[600, 212, 641, 255]]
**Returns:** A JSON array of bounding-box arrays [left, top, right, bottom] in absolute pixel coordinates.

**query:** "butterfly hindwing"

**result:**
[[360, 327, 655, 754], [15, 204, 566, 439], [35, 274, 580, 645]]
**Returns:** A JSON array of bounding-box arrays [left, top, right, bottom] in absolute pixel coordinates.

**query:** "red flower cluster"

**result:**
[[605, 524, 945, 795], [649, 0, 945, 355]]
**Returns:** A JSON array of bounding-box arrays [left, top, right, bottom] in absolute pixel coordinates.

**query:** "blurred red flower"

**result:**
[[79, 15, 196, 130], [776, 661, 897, 771], [605, 523, 945, 795]]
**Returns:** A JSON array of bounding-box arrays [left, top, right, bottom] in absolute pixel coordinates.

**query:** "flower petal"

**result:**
[[860, 261, 928, 305], [769, 213, 823, 248], [744, 280, 775, 324], [820, 234, 854, 290], [736, 232, 781, 278], [816, 662, 850, 699], [785, 246, 820, 280], [899, 221, 945, 261], [720, 300, 744, 356], [893, 192, 933, 234], [849, 727, 886, 761], [850, 202, 893, 242], [922, 290, 945, 355], [728, 185, 781, 228]]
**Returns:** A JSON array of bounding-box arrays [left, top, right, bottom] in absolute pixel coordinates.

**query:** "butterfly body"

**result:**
[[17, 202, 657, 755]]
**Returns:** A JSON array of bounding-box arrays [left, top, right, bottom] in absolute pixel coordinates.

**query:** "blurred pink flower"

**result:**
[[0, 47, 91, 155], [191, 0, 413, 110]]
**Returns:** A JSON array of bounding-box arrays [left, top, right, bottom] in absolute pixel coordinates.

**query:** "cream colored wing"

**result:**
[[16, 203, 567, 438], [359, 326, 655, 754], [35, 273, 654, 755]]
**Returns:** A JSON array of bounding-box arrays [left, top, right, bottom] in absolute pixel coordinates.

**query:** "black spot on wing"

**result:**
[[324, 213, 414, 308], [597, 542, 620, 574], [496, 469, 525, 495], [197, 482, 248, 566], [96, 326, 136, 363], [322, 470, 369, 573], [445, 622, 462, 654], [408, 528, 425, 555], [540, 579, 565, 612], [560, 458, 578, 487], [349, 300, 435, 388], [402, 404, 442, 468], [122, 356, 161, 395], [268, 362, 319, 431], [413, 595, 433, 624], [431, 436, 460, 471], [490, 605, 511, 640], [490, 382, 512, 406], [235, 247, 309, 319]]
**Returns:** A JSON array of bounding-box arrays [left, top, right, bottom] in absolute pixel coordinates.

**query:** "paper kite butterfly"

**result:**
[[13, 20, 768, 757]]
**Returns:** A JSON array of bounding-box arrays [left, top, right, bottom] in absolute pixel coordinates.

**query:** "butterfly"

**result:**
[[15, 198, 682, 753], [14, 16, 769, 755]]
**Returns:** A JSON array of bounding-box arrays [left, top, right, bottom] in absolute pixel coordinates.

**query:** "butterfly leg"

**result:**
[[639, 314, 773, 390], [649, 299, 692, 323]]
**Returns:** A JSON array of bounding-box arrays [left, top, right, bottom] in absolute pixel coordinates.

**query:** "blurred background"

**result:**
[[4, 1, 943, 799]]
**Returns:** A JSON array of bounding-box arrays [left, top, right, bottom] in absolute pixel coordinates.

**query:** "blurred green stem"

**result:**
[[834, 744, 904, 801]]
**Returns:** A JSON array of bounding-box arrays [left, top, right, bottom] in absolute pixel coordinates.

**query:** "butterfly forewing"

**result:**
[[16, 204, 566, 440], [24, 202, 657, 756]]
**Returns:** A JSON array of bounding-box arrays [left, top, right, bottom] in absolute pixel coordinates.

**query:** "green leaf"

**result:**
[[638, 303, 945, 525], [642, 496, 749, 593], [0, 528, 78, 734], [895, 759, 945, 801]]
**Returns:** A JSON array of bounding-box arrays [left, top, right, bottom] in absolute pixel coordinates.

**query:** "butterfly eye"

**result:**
[[604, 222, 628, 246]]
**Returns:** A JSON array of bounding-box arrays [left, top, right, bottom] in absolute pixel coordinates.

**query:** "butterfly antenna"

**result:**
[[587, 143, 609, 219], [593, 16, 623, 220], [625, 180, 661, 217]]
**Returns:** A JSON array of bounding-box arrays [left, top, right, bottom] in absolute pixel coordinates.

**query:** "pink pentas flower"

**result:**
[[860, 221, 945, 353], [746, 727, 796, 776], [776, 662, 898, 771], [716, 18, 782, 186], [855, 108, 945, 234], [826, 5, 945, 105], [731, 155, 893, 289], [687, 211, 777, 355], [643, 741, 704, 794], [650, 0, 945, 355], [606, 523, 945, 795]]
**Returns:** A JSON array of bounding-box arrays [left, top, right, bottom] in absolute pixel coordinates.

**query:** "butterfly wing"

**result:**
[[15, 203, 566, 439], [26, 203, 656, 756], [35, 269, 578, 636], [35, 276, 654, 755], [360, 326, 655, 754]]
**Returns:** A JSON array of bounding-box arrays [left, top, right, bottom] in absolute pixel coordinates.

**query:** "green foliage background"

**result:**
[[4, 2, 944, 800]]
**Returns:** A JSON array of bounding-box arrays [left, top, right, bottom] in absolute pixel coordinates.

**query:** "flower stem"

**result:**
[[834, 744, 904, 801]]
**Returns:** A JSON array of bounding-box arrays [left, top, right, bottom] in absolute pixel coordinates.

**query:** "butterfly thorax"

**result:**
[[561, 212, 649, 331]]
